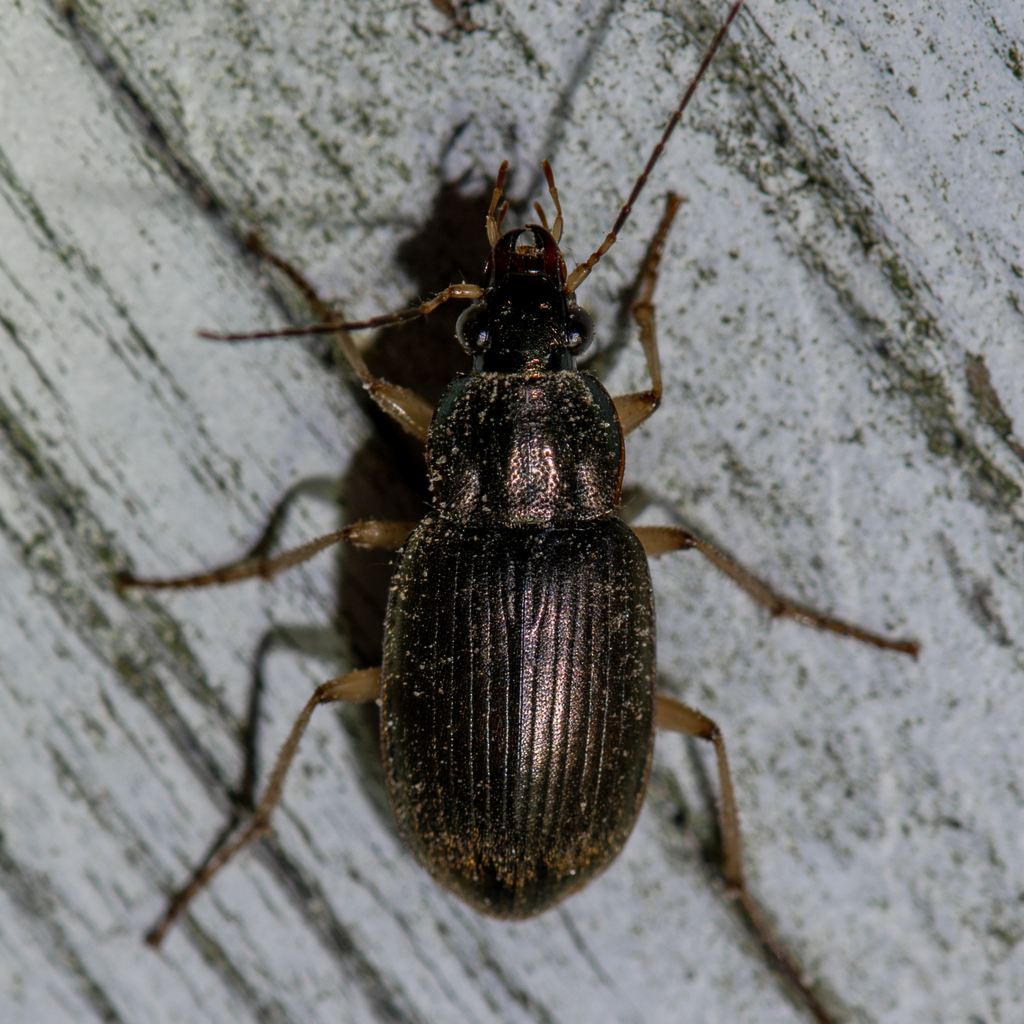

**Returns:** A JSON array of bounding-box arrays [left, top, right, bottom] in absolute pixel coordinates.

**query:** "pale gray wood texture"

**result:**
[[1, 1, 1023, 1022]]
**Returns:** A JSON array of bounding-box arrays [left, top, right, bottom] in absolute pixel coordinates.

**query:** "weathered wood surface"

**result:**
[[1, 1, 1023, 1022]]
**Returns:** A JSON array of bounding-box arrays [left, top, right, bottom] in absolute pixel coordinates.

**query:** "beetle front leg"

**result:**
[[633, 525, 919, 657], [612, 193, 682, 435], [657, 694, 836, 1024], [147, 667, 382, 948], [118, 520, 417, 592], [332, 331, 435, 442], [239, 235, 447, 442]]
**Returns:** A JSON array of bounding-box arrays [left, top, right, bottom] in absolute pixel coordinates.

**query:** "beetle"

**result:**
[[117, 2, 920, 1020]]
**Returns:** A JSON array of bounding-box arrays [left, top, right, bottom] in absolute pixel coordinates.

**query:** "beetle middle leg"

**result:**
[[118, 519, 416, 591], [635, 525, 919, 656], [128, 518, 414, 946], [611, 197, 918, 658]]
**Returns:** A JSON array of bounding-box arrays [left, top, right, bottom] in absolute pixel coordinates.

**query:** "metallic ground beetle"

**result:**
[[119, 3, 918, 1021]]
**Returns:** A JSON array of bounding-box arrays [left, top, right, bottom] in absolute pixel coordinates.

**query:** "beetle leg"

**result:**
[[118, 520, 417, 592], [612, 193, 683, 435], [633, 525, 919, 657], [331, 331, 435, 442], [657, 695, 742, 887], [233, 234, 442, 442], [657, 694, 836, 1024], [147, 667, 382, 947]]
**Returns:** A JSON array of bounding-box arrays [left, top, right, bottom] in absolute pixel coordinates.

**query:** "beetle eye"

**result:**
[[456, 301, 490, 355], [566, 305, 594, 356]]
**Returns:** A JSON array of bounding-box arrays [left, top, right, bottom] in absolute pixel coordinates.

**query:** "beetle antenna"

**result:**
[[486, 161, 510, 247], [564, 0, 743, 293], [198, 281, 484, 342], [495, 201, 510, 232], [541, 160, 564, 244]]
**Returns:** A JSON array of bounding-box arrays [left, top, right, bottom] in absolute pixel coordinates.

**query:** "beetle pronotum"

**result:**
[[113, 3, 926, 1021]]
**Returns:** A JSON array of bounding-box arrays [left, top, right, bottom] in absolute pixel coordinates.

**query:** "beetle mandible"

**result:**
[[120, 3, 918, 1020]]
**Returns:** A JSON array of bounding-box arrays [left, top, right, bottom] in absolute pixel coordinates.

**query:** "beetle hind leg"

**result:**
[[658, 694, 837, 1024], [146, 667, 382, 948]]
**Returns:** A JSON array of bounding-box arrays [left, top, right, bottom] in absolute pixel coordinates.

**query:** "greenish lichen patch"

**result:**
[[967, 353, 1014, 437], [1007, 43, 1023, 81], [297, 113, 354, 179], [966, 353, 1024, 465]]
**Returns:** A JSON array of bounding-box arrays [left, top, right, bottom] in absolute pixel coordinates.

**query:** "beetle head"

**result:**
[[457, 226, 594, 372]]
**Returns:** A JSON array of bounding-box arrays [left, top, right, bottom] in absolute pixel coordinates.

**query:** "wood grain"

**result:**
[[1, 1, 1022, 1022]]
